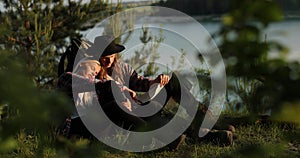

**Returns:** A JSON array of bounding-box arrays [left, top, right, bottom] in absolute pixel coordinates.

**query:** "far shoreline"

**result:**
[[142, 14, 300, 24]]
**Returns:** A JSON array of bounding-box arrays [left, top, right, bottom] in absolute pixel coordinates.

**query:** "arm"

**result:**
[[121, 63, 169, 91], [121, 86, 136, 99], [129, 70, 153, 92], [121, 85, 141, 104], [57, 72, 100, 96], [95, 80, 133, 112], [116, 62, 151, 92], [129, 71, 170, 90]]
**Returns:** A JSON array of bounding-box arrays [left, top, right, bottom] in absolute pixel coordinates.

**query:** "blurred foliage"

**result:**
[[0, 0, 118, 89], [0, 49, 73, 156], [216, 0, 300, 115], [274, 102, 300, 124], [189, 0, 300, 157]]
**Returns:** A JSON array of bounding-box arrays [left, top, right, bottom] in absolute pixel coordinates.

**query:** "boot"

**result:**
[[202, 130, 233, 146], [167, 134, 186, 151]]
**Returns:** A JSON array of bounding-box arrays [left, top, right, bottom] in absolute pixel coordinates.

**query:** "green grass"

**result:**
[[2, 120, 299, 158]]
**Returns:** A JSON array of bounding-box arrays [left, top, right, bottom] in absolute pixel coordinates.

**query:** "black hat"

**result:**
[[87, 35, 125, 58]]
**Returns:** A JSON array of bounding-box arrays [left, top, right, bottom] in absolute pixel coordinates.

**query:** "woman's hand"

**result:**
[[121, 99, 132, 112]]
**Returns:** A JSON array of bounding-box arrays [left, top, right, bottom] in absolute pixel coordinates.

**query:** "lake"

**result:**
[[83, 18, 300, 72]]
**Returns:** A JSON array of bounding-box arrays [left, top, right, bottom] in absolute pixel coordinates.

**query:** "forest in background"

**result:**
[[155, 0, 300, 17]]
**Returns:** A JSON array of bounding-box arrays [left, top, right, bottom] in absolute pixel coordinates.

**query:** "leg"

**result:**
[[101, 100, 147, 131], [96, 81, 147, 131], [151, 72, 235, 143], [151, 72, 205, 116]]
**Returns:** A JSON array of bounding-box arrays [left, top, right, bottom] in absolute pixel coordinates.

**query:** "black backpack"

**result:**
[[57, 38, 93, 78]]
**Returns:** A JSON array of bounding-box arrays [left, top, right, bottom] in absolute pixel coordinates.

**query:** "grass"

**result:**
[[2, 116, 300, 158]]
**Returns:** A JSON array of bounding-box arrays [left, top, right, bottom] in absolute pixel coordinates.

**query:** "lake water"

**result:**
[[83, 19, 300, 72]]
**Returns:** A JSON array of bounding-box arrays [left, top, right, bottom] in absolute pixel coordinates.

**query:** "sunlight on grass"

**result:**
[[274, 102, 300, 124]]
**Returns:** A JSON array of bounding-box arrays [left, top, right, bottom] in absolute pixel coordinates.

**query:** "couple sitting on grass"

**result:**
[[57, 35, 235, 151]]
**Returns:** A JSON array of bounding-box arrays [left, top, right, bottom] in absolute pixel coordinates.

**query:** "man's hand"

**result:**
[[155, 74, 170, 87]]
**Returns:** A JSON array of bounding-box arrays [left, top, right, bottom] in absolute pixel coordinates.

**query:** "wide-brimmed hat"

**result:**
[[86, 35, 125, 58]]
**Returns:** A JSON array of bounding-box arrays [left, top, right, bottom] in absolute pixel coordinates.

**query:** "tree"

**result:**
[[0, 0, 120, 89], [217, 0, 300, 114], [155, 0, 300, 16], [124, 26, 164, 77]]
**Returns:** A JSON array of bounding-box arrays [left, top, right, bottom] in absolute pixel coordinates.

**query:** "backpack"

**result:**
[[58, 38, 93, 78]]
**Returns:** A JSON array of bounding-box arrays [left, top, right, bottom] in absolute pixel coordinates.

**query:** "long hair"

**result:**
[[108, 55, 124, 84], [97, 67, 109, 81], [73, 58, 101, 74], [73, 58, 101, 107]]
